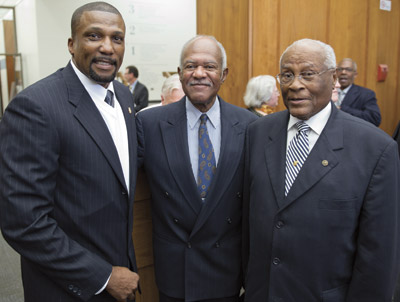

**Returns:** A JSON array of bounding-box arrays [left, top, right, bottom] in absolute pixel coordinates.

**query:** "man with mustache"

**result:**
[[243, 38, 400, 301], [0, 2, 139, 301], [136, 35, 257, 301], [336, 58, 381, 126]]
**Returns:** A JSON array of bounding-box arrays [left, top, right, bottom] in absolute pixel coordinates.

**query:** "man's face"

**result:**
[[178, 38, 228, 112], [68, 10, 125, 88], [280, 45, 336, 120], [336, 59, 357, 89]]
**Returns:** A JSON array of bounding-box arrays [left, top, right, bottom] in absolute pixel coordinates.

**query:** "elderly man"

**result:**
[[136, 35, 256, 302], [336, 58, 381, 126], [0, 2, 139, 301], [243, 39, 400, 302]]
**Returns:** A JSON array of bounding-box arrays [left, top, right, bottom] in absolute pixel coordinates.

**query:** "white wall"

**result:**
[[15, 0, 196, 100]]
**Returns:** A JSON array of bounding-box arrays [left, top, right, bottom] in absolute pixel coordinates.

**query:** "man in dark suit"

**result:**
[[124, 65, 149, 112], [336, 58, 381, 126], [136, 35, 257, 302], [243, 39, 400, 302], [0, 2, 139, 301]]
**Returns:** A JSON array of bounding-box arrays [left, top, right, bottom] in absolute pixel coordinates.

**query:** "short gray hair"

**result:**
[[279, 38, 336, 70], [339, 58, 358, 72], [161, 74, 182, 98], [179, 35, 227, 70], [244, 75, 277, 108]]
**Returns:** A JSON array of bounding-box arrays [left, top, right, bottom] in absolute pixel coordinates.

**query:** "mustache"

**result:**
[[188, 81, 211, 86], [91, 56, 117, 66]]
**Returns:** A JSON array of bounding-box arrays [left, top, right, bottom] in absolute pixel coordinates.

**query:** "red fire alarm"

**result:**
[[377, 64, 388, 82]]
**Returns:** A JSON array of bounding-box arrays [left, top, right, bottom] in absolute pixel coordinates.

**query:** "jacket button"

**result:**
[[272, 257, 281, 265], [215, 241, 220, 248], [77, 290, 82, 296], [121, 191, 127, 195], [275, 221, 284, 229], [236, 192, 242, 198], [68, 285, 73, 291], [165, 191, 169, 198], [227, 217, 232, 224], [187, 242, 192, 248], [173, 218, 179, 223]]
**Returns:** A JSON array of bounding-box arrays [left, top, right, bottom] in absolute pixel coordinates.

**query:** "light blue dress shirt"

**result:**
[[186, 97, 221, 183]]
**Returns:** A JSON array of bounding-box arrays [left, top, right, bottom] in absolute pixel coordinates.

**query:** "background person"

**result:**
[[124, 65, 149, 112], [336, 58, 381, 126], [243, 75, 280, 117], [161, 74, 185, 106]]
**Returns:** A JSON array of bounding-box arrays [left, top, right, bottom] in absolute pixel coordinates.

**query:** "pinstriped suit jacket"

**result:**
[[136, 98, 257, 301], [0, 62, 138, 302]]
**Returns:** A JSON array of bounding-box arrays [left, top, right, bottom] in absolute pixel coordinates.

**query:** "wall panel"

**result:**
[[197, 0, 400, 135]]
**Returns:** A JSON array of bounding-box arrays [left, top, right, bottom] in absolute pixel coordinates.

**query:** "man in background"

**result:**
[[124, 65, 149, 112], [161, 74, 185, 106], [336, 58, 381, 126], [243, 39, 400, 301], [0, 2, 139, 301], [136, 35, 256, 302]]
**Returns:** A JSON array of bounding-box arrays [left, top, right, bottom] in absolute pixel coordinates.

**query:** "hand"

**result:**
[[106, 266, 139, 301]]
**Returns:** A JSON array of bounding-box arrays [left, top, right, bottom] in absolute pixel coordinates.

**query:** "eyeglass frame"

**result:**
[[336, 67, 355, 73], [276, 68, 336, 85]]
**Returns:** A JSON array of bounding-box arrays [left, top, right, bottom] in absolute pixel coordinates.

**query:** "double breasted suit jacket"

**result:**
[[136, 98, 257, 301], [132, 81, 149, 113], [340, 84, 381, 126], [243, 104, 400, 302], [0, 63, 138, 302]]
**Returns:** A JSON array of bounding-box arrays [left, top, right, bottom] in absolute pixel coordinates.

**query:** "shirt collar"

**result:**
[[186, 96, 221, 130], [287, 102, 332, 135], [339, 84, 352, 94], [70, 60, 115, 101]]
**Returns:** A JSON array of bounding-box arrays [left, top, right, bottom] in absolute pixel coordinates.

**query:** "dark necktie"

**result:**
[[104, 90, 114, 107], [285, 121, 310, 196], [197, 114, 217, 200]]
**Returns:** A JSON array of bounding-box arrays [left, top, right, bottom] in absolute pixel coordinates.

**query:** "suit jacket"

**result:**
[[340, 84, 381, 126], [243, 104, 400, 302], [393, 120, 400, 156], [136, 97, 257, 301], [0, 63, 138, 302], [132, 81, 149, 113]]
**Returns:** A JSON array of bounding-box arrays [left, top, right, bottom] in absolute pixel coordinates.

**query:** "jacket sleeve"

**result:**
[[346, 139, 400, 301], [134, 84, 149, 113]]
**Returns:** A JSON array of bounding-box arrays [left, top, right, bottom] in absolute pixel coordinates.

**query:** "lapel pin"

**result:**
[[322, 160, 328, 166], [293, 160, 299, 166], [128, 107, 132, 114]]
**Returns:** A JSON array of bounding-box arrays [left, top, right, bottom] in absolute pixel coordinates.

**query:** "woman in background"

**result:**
[[244, 75, 280, 117]]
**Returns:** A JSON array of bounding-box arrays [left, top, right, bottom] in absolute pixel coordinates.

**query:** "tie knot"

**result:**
[[105, 90, 114, 107], [295, 121, 310, 133], [200, 114, 208, 125]]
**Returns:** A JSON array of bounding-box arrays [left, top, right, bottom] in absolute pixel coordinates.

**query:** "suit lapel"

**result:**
[[191, 99, 245, 237], [343, 84, 358, 107], [264, 112, 289, 208], [160, 100, 202, 215], [280, 105, 343, 211], [63, 64, 127, 192]]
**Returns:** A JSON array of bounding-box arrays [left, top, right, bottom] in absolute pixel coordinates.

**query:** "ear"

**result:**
[[221, 68, 229, 83], [177, 67, 183, 81], [68, 37, 74, 56]]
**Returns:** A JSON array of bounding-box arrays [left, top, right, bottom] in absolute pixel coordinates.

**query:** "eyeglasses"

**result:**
[[336, 67, 354, 73], [276, 68, 335, 85]]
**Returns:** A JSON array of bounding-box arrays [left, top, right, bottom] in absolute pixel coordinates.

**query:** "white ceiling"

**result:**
[[0, 0, 23, 7]]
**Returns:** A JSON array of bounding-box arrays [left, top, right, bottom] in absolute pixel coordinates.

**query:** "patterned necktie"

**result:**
[[197, 114, 217, 200], [285, 121, 310, 196], [337, 90, 344, 108], [104, 90, 114, 107]]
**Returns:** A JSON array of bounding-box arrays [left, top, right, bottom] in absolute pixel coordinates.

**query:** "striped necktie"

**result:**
[[104, 90, 114, 107], [197, 114, 217, 200], [285, 121, 310, 196]]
